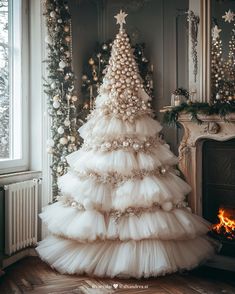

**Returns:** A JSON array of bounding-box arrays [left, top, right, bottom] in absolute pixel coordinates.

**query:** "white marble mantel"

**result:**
[[178, 113, 235, 215]]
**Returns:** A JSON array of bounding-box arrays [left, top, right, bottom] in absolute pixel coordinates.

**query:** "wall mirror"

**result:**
[[210, 0, 235, 101]]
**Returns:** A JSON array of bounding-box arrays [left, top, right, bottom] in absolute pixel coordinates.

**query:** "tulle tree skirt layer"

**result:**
[[36, 235, 215, 278], [40, 202, 210, 242]]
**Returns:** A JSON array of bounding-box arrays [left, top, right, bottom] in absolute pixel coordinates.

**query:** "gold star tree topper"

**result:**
[[114, 10, 128, 31]]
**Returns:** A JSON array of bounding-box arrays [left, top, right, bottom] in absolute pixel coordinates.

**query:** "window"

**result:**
[[0, 0, 28, 173]]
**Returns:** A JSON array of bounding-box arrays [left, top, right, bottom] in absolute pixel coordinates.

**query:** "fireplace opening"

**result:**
[[202, 139, 235, 257]]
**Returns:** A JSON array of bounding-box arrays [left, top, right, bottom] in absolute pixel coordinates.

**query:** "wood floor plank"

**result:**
[[0, 257, 235, 294]]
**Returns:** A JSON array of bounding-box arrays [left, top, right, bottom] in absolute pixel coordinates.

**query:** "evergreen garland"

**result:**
[[163, 101, 235, 126], [44, 0, 83, 198]]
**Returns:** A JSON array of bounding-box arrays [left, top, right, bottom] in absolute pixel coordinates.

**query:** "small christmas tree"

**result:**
[[37, 10, 215, 278], [224, 26, 235, 99], [211, 25, 226, 101]]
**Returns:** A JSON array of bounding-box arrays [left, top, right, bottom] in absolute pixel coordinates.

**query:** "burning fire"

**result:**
[[212, 208, 235, 240]]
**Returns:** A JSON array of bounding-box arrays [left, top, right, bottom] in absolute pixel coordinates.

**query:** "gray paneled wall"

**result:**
[[70, 0, 189, 153]]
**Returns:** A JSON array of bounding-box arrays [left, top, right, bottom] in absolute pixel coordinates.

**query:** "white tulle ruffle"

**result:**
[[66, 147, 177, 176], [36, 235, 214, 278], [40, 201, 210, 242], [79, 114, 162, 140], [58, 171, 191, 212]]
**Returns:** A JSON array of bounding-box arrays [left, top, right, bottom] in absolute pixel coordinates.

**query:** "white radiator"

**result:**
[[4, 179, 39, 255]]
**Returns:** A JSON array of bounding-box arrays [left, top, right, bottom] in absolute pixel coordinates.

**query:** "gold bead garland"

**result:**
[[56, 195, 188, 223], [74, 165, 174, 187], [82, 135, 162, 153]]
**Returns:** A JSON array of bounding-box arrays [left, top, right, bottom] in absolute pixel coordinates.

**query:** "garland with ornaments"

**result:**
[[81, 41, 154, 110], [163, 101, 235, 126], [164, 9, 235, 126], [44, 0, 83, 197]]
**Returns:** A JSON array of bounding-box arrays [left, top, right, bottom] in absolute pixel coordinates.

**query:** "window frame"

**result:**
[[0, 0, 29, 174]]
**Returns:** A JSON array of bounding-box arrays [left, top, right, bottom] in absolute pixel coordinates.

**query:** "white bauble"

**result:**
[[53, 95, 59, 101], [57, 126, 64, 134], [83, 198, 94, 210], [50, 11, 56, 18], [70, 136, 75, 142], [59, 137, 68, 145], [71, 95, 78, 102], [162, 201, 173, 212], [59, 60, 66, 69], [47, 138, 54, 147], [64, 119, 70, 126], [53, 100, 60, 109]]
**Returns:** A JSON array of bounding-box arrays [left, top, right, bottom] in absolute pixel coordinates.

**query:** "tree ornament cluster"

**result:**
[[81, 42, 154, 111], [98, 31, 152, 123], [211, 11, 235, 103], [44, 0, 83, 197]]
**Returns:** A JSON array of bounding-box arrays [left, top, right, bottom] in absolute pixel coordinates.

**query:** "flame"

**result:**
[[212, 208, 235, 240]]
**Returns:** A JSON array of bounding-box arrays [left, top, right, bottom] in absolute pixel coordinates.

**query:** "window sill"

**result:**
[[0, 171, 42, 186]]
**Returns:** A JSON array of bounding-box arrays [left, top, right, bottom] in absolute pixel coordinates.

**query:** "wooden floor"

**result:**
[[0, 257, 235, 294]]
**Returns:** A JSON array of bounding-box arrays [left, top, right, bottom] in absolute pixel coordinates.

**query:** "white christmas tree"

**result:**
[[37, 10, 215, 278]]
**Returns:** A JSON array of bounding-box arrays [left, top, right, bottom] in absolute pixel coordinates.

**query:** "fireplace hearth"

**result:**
[[178, 114, 235, 270], [202, 139, 235, 257]]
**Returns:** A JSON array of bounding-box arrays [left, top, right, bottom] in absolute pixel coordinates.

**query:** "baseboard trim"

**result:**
[[2, 248, 37, 269]]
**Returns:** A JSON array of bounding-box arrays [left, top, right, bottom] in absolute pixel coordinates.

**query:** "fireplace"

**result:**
[[202, 139, 235, 257], [178, 114, 235, 267]]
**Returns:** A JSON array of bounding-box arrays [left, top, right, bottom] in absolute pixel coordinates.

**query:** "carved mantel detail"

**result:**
[[178, 113, 235, 215]]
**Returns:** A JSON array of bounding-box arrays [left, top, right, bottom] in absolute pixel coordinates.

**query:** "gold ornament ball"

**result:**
[[64, 26, 70, 32], [89, 58, 94, 65], [65, 36, 71, 42], [72, 95, 78, 102]]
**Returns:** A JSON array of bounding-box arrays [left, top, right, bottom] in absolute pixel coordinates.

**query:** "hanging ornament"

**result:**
[[71, 95, 78, 102], [59, 137, 68, 145], [65, 36, 71, 42], [102, 43, 108, 50], [64, 26, 70, 32], [82, 75, 88, 81], [64, 118, 70, 126], [53, 94, 59, 101], [89, 58, 95, 65], [59, 60, 66, 69], [53, 100, 60, 108], [57, 126, 65, 134], [57, 19, 63, 24], [50, 11, 56, 18], [70, 136, 75, 142]]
